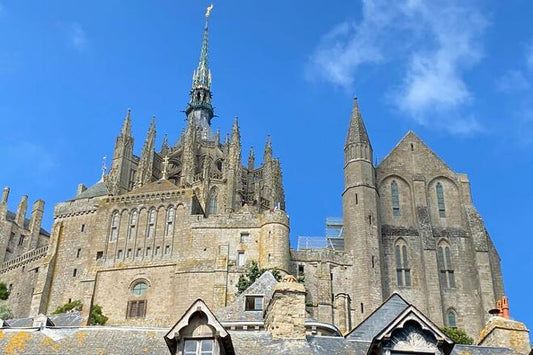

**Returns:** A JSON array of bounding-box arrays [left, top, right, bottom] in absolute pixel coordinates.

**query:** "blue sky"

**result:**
[[1, 1, 532, 332]]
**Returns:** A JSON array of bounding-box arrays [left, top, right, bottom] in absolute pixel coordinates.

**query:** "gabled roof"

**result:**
[[345, 293, 409, 341], [70, 181, 109, 201], [377, 130, 454, 174], [372, 304, 454, 354], [216, 271, 278, 322], [165, 299, 234, 355]]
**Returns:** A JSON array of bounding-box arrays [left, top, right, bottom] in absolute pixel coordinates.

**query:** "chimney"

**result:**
[[77, 184, 87, 195], [478, 296, 531, 354], [15, 195, 28, 227], [29, 199, 45, 249], [264, 275, 306, 340], [1, 187, 9, 205]]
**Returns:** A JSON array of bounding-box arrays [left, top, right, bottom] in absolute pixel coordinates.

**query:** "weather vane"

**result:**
[[206, 4, 214, 18]]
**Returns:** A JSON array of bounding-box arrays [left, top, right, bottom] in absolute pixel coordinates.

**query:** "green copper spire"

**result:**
[[186, 5, 214, 125]]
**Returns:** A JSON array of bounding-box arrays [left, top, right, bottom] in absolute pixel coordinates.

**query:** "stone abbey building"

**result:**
[[0, 8, 505, 345]]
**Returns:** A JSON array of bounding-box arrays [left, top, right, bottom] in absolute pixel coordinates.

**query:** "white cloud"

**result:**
[[69, 23, 87, 51], [496, 70, 531, 92], [526, 44, 533, 72], [306, 0, 488, 134]]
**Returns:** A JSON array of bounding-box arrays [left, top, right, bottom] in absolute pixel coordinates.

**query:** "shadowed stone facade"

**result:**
[[0, 7, 506, 347]]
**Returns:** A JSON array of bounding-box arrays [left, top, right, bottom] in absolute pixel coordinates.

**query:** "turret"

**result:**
[[1, 187, 9, 205], [108, 109, 135, 194], [225, 117, 242, 212], [341, 98, 383, 324], [28, 199, 45, 249], [15, 195, 28, 227]]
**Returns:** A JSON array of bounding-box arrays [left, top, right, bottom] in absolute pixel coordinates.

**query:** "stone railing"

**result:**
[[193, 173, 202, 182], [210, 172, 223, 180], [0, 245, 49, 274]]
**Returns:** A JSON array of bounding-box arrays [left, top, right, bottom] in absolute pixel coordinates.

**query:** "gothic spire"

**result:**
[[121, 108, 132, 137], [248, 146, 255, 170], [263, 135, 273, 163], [231, 116, 240, 143], [345, 97, 370, 147], [185, 5, 214, 127]]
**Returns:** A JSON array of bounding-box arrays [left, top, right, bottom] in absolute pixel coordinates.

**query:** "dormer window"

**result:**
[[245, 295, 263, 311]]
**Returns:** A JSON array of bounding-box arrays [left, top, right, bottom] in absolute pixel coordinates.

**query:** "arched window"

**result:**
[[207, 188, 217, 215], [109, 212, 119, 241], [436, 182, 446, 217], [147, 209, 156, 238], [128, 210, 138, 240], [395, 240, 411, 287], [132, 281, 148, 296], [446, 309, 457, 328], [166, 207, 175, 236], [438, 241, 455, 288], [391, 180, 400, 217]]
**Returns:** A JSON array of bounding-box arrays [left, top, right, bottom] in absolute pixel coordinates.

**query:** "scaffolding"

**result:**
[[297, 217, 344, 251]]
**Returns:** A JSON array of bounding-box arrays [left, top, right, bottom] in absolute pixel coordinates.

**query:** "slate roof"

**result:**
[[345, 292, 409, 341], [5, 211, 50, 236], [216, 271, 278, 322], [4, 317, 33, 328], [451, 344, 514, 355], [70, 181, 109, 201], [49, 311, 85, 326]]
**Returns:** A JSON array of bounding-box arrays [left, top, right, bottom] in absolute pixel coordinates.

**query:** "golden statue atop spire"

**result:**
[[205, 4, 214, 18]]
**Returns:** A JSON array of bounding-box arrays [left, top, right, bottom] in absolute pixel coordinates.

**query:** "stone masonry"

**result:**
[[0, 8, 505, 343]]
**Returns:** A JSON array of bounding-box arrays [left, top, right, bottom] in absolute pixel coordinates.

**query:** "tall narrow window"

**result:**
[[207, 189, 217, 215], [127, 300, 147, 318], [128, 210, 138, 240], [166, 207, 175, 236], [447, 309, 457, 328], [438, 241, 455, 288], [391, 180, 400, 216], [237, 251, 245, 267], [147, 209, 156, 238], [110, 212, 119, 241], [395, 240, 411, 287], [436, 182, 446, 217]]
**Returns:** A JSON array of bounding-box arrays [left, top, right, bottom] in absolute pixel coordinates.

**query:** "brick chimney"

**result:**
[[264, 275, 306, 340], [478, 296, 531, 354]]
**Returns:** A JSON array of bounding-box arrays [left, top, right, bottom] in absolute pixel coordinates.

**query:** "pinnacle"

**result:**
[[121, 108, 132, 137], [345, 97, 370, 146]]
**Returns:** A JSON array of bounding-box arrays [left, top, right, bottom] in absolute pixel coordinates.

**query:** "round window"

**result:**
[[132, 282, 148, 296]]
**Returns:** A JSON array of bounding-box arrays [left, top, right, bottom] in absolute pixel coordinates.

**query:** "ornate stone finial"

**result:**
[[205, 4, 214, 18], [282, 275, 298, 283], [99, 156, 107, 181], [162, 155, 170, 180]]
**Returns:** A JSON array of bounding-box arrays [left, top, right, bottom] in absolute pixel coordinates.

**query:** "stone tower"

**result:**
[[342, 98, 383, 325]]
